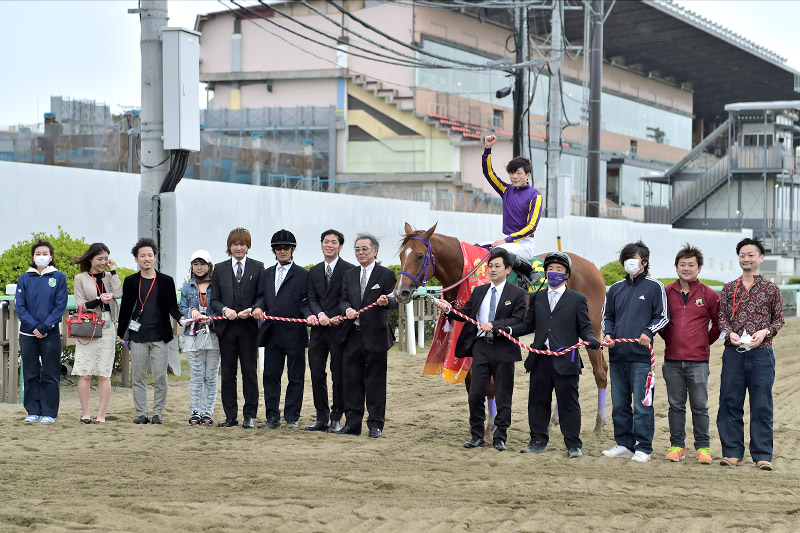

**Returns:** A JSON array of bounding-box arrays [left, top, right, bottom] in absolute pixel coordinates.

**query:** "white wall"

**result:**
[[0, 161, 750, 283]]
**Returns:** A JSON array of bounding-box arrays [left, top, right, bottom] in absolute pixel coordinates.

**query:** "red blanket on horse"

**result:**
[[422, 242, 489, 383]]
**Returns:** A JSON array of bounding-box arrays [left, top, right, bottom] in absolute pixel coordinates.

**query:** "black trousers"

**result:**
[[263, 343, 305, 423], [308, 329, 344, 423], [218, 321, 259, 420], [529, 354, 581, 449], [342, 329, 388, 433], [468, 347, 515, 443]]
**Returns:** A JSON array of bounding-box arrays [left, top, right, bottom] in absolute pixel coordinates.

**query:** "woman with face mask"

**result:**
[[178, 250, 221, 426], [72, 243, 123, 424], [15, 239, 68, 423]]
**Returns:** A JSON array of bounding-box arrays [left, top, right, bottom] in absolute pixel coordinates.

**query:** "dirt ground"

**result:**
[[1, 319, 799, 532]]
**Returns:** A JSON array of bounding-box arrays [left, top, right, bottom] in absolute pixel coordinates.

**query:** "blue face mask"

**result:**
[[547, 271, 568, 287]]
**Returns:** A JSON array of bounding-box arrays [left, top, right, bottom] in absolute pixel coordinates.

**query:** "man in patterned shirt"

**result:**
[[482, 134, 542, 287], [717, 237, 784, 471]]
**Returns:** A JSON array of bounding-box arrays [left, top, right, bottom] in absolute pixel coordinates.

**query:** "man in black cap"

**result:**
[[258, 229, 311, 429], [510, 251, 601, 459]]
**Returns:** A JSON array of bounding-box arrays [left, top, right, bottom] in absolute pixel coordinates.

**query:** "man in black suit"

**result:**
[[209, 228, 265, 429], [435, 248, 527, 451], [510, 252, 601, 458], [304, 229, 356, 433], [257, 229, 311, 430], [333, 233, 397, 438]]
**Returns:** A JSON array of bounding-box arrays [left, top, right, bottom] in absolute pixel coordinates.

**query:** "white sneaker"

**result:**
[[631, 451, 651, 463], [602, 445, 634, 458]]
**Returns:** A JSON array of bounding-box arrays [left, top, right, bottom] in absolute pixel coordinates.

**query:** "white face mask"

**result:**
[[623, 258, 641, 276], [34, 256, 51, 268]]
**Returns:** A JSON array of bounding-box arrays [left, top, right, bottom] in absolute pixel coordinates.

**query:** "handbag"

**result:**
[[186, 325, 215, 351], [66, 304, 106, 341]]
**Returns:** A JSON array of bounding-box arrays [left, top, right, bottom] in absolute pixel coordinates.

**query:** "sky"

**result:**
[[0, 0, 798, 129]]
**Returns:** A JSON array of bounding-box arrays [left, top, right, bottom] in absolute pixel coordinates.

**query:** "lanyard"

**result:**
[[92, 273, 104, 297], [731, 276, 754, 317], [138, 272, 157, 311], [198, 290, 207, 309]]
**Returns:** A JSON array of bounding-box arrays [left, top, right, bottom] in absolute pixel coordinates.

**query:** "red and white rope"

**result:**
[[434, 297, 656, 406], [182, 300, 384, 327]]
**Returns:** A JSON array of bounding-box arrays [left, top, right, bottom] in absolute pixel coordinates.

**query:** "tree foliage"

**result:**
[[0, 227, 135, 294], [599, 261, 626, 286]]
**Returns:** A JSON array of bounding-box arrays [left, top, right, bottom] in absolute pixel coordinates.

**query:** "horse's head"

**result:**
[[394, 222, 438, 304]]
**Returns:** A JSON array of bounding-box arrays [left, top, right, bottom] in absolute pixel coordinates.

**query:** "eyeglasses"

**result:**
[[354, 246, 373, 253], [273, 245, 293, 251]]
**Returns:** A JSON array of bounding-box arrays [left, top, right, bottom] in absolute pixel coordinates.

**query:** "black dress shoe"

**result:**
[[304, 420, 328, 431], [151, 415, 163, 425], [285, 421, 299, 429], [493, 440, 506, 451], [333, 425, 359, 435], [218, 418, 239, 427], [133, 415, 150, 424], [242, 418, 255, 429], [258, 419, 281, 429], [520, 441, 547, 454], [327, 420, 342, 433], [368, 428, 382, 439], [463, 437, 485, 448]]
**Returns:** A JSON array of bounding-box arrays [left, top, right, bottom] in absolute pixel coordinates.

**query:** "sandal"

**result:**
[[720, 457, 742, 466], [757, 460, 773, 471], [93, 419, 106, 424], [189, 412, 201, 426], [80, 418, 92, 424]]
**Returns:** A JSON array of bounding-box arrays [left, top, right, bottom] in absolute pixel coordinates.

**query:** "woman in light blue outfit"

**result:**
[[179, 250, 221, 426]]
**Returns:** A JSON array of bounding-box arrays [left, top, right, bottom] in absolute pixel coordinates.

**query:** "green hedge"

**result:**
[[0, 227, 135, 294]]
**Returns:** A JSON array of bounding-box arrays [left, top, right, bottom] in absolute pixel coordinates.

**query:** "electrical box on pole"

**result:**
[[162, 27, 201, 152]]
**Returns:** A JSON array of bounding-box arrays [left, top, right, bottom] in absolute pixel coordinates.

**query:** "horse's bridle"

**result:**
[[399, 236, 436, 288]]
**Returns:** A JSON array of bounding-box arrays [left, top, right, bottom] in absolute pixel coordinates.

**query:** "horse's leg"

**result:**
[[550, 399, 560, 427], [587, 346, 609, 432], [485, 377, 496, 441]]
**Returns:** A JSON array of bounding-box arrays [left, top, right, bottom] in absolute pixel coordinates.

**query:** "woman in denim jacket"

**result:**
[[179, 250, 220, 426]]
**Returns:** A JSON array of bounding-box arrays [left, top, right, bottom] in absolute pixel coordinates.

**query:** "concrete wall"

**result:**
[[0, 161, 750, 283]]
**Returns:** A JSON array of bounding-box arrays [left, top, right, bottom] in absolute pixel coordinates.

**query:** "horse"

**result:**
[[394, 222, 609, 433]]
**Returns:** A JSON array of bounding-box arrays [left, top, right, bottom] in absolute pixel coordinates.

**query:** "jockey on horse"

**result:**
[[482, 134, 542, 288]]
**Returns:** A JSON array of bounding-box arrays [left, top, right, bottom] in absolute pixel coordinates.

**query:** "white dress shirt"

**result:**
[[544, 283, 567, 348], [274, 261, 293, 293], [231, 255, 247, 273], [476, 280, 505, 337]]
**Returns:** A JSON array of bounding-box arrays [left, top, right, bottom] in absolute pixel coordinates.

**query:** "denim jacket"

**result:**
[[179, 278, 215, 335]]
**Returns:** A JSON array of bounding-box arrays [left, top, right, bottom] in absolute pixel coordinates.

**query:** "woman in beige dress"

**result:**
[[72, 243, 122, 423]]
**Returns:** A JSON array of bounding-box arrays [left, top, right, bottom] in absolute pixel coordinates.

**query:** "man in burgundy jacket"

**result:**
[[659, 244, 720, 464]]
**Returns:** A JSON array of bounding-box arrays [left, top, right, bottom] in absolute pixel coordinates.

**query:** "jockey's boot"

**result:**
[[508, 253, 537, 289]]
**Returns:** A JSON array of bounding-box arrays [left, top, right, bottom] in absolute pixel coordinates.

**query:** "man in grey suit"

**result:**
[[511, 252, 601, 458]]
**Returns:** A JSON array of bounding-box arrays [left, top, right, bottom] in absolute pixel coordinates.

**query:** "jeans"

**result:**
[[717, 345, 775, 462], [20, 333, 62, 418], [130, 340, 168, 417], [662, 360, 710, 449], [610, 360, 655, 454], [187, 348, 221, 416]]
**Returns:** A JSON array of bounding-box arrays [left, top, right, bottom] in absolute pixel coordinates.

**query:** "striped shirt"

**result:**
[[482, 148, 542, 243]]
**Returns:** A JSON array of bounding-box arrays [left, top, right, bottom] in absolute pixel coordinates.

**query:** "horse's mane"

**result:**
[[398, 229, 428, 248]]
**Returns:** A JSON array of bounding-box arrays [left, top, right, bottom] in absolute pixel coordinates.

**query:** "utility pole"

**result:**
[[586, 0, 603, 217], [512, 3, 527, 158], [138, 0, 169, 267], [546, 0, 563, 217]]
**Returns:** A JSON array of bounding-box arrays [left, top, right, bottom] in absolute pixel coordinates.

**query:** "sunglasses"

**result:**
[[273, 245, 293, 251], [354, 246, 373, 253]]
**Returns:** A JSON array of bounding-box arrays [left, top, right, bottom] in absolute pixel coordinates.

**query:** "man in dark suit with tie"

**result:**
[[333, 233, 397, 438], [435, 248, 527, 451], [257, 229, 311, 430], [510, 252, 601, 458], [209, 228, 265, 429], [304, 229, 356, 433]]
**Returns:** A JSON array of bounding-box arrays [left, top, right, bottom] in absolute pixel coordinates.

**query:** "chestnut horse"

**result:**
[[394, 223, 610, 433]]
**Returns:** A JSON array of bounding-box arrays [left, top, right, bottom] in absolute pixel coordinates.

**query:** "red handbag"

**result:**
[[66, 304, 106, 341]]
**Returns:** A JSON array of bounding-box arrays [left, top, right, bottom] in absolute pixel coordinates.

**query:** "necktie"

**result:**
[[325, 264, 332, 285], [549, 290, 558, 311], [276, 266, 285, 293], [360, 268, 368, 298], [488, 287, 497, 322], [235, 261, 243, 283]]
